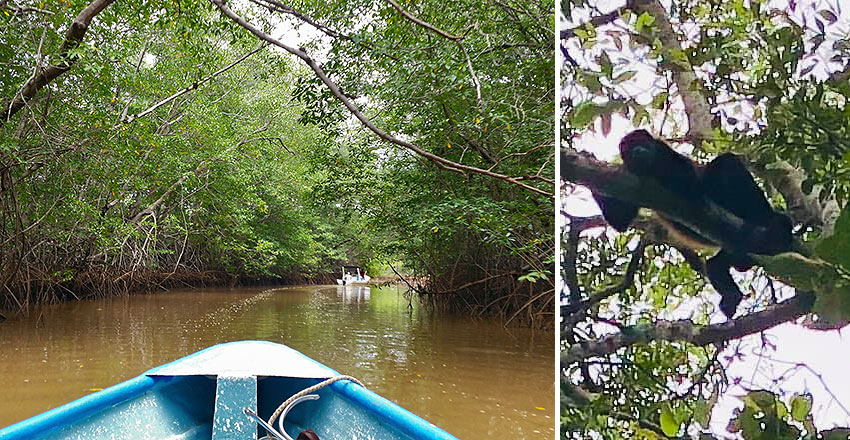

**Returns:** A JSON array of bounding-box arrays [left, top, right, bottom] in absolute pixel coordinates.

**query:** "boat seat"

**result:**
[[212, 375, 258, 440]]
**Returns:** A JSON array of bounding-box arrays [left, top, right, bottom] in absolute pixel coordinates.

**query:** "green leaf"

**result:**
[[744, 390, 777, 411], [635, 12, 656, 34], [693, 398, 711, 427], [599, 52, 613, 78], [651, 92, 668, 110], [659, 403, 679, 437], [569, 101, 605, 129], [613, 70, 637, 84], [666, 48, 691, 70], [632, 104, 649, 126], [816, 204, 850, 272], [790, 393, 812, 422], [582, 73, 603, 93]]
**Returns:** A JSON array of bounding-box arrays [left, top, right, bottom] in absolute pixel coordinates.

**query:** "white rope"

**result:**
[[264, 375, 364, 438]]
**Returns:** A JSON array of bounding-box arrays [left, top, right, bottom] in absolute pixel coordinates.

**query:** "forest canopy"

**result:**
[[561, 0, 850, 437], [0, 0, 555, 326]]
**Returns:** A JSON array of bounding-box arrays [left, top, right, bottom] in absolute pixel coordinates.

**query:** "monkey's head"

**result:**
[[618, 129, 668, 176], [618, 129, 655, 157]]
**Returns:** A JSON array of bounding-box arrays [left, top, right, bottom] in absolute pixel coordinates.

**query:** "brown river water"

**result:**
[[0, 285, 555, 438]]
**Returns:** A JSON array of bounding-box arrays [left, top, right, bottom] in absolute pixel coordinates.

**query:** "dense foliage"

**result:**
[[252, 0, 557, 325], [0, 0, 555, 326], [562, 0, 850, 437], [0, 1, 338, 304]]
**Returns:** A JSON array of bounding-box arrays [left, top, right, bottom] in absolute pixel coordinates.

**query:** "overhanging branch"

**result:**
[[1, 0, 115, 126], [563, 291, 815, 364], [211, 0, 552, 198], [385, 0, 464, 40], [123, 43, 267, 124]]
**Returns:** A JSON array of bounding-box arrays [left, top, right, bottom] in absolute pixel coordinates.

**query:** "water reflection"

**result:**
[[0, 286, 555, 439], [336, 285, 371, 303]]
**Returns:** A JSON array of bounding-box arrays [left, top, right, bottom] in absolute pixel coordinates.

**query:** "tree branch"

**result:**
[[562, 217, 583, 302], [0, 0, 54, 16], [123, 43, 267, 124], [1, 0, 115, 126], [455, 40, 483, 107], [563, 291, 815, 364], [753, 160, 841, 236], [828, 62, 850, 85], [560, 0, 639, 40], [622, 1, 836, 238], [385, 0, 464, 40], [631, 0, 713, 144], [249, 0, 399, 61], [562, 236, 647, 319], [211, 0, 552, 198]]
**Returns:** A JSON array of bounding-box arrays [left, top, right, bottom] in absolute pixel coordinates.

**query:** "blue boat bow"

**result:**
[[0, 341, 458, 440]]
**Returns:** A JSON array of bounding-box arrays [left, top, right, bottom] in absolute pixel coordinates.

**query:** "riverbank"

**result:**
[[0, 268, 341, 315], [2, 267, 554, 330]]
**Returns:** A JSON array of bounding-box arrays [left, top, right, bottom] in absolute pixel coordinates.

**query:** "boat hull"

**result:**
[[336, 280, 370, 285], [0, 341, 457, 440]]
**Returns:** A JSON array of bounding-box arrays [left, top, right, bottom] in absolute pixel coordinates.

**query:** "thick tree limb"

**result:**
[[561, 149, 808, 256], [1, 0, 115, 126], [562, 217, 583, 302], [631, 0, 713, 144], [211, 0, 552, 198], [753, 160, 841, 236], [619, 1, 836, 236], [563, 291, 815, 364]]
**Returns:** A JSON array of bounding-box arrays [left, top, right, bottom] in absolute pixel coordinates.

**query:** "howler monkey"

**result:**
[[592, 130, 793, 318]]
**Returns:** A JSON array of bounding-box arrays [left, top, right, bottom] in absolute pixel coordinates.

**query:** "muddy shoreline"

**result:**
[[0, 269, 346, 315]]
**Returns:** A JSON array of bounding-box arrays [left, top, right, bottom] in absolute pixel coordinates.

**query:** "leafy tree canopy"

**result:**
[[0, 0, 555, 327], [561, 0, 850, 437]]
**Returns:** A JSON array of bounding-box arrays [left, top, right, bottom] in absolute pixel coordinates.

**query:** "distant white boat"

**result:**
[[336, 265, 370, 285]]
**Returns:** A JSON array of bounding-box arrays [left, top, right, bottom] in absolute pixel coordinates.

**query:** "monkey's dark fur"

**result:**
[[592, 130, 792, 318]]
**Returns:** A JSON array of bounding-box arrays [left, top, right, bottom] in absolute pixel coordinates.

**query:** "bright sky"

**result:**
[[560, 0, 850, 436]]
